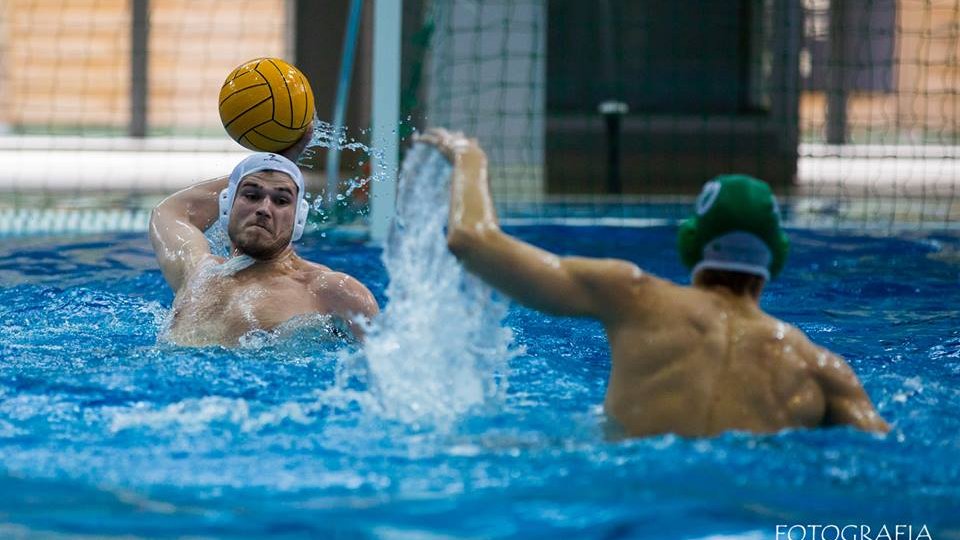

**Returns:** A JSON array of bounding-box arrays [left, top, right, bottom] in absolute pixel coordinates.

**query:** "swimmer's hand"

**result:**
[[282, 119, 315, 164], [415, 128, 487, 167]]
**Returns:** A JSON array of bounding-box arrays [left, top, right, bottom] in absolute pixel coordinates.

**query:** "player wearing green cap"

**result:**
[[417, 128, 889, 438]]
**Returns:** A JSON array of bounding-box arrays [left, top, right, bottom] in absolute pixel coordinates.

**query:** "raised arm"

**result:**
[[149, 177, 225, 292], [419, 128, 640, 321], [150, 124, 315, 292]]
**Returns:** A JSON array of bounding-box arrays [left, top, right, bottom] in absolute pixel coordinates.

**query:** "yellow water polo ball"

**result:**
[[218, 57, 315, 152]]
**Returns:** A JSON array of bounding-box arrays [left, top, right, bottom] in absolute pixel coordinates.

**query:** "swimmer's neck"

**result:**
[[693, 283, 762, 304], [692, 271, 764, 304], [229, 245, 299, 269]]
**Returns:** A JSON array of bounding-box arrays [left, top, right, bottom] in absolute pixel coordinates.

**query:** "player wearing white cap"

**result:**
[[149, 147, 377, 346]]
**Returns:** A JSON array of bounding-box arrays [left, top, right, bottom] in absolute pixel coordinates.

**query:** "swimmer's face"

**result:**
[[228, 171, 298, 259]]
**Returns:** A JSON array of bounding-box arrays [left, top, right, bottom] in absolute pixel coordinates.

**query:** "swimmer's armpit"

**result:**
[[814, 349, 891, 434]]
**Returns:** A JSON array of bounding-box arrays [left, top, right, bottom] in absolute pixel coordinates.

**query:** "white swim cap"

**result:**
[[218, 152, 309, 242], [691, 231, 773, 281]]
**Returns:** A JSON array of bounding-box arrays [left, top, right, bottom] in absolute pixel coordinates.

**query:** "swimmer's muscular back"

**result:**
[[602, 273, 887, 437], [426, 127, 887, 438]]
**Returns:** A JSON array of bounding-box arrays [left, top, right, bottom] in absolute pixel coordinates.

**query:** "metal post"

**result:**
[[599, 101, 628, 195], [326, 0, 365, 212], [370, 0, 402, 243], [597, 0, 626, 194], [826, 0, 848, 144], [130, 0, 149, 138]]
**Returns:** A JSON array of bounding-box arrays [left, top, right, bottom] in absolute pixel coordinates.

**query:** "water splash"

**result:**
[[109, 396, 313, 434], [299, 117, 391, 222], [203, 117, 388, 253], [237, 313, 352, 350], [347, 143, 516, 427], [204, 220, 232, 258]]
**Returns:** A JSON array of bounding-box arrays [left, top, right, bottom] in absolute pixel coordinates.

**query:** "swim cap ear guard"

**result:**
[[218, 152, 310, 242], [678, 175, 789, 280]]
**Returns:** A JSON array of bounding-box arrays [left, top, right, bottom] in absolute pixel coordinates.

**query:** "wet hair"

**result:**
[[695, 269, 765, 298]]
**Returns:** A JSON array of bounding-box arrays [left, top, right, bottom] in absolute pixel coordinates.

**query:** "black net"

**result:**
[[0, 0, 957, 234]]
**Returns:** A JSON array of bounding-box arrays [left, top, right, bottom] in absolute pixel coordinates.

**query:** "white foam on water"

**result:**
[[236, 313, 351, 350], [109, 396, 313, 434], [204, 220, 232, 258], [344, 143, 516, 427]]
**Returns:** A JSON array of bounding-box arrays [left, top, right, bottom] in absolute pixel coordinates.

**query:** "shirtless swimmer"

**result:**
[[149, 140, 378, 346], [419, 128, 889, 438]]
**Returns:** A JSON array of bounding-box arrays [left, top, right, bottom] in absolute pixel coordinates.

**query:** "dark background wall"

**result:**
[[546, 0, 800, 194], [294, 0, 371, 171]]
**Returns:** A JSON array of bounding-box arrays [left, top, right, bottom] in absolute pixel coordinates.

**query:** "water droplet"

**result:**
[[355, 143, 514, 425]]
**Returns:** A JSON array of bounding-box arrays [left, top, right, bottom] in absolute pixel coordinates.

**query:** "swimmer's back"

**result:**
[[603, 275, 876, 438]]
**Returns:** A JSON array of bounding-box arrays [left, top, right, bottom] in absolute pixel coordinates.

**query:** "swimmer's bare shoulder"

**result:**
[[556, 256, 677, 324], [783, 324, 890, 433], [300, 261, 379, 336]]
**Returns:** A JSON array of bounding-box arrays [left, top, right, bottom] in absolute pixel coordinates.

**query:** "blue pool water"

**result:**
[[0, 225, 959, 539]]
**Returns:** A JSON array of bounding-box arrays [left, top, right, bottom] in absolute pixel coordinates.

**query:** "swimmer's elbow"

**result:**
[[150, 197, 182, 228], [848, 414, 891, 435], [363, 291, 380, 318], [824, 397, 891, 434], [446, 227, 472, 259], [148, 206, 166, 241], [872, 418, 892, 434], [860, 410, 892, 434], [446, 225, 501, 260]]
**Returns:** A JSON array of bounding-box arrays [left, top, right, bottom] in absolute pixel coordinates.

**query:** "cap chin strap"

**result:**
[[692, 231, 771, 281]]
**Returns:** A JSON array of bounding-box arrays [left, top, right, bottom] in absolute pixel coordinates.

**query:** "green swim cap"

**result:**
[[678, 174, 789, 280]]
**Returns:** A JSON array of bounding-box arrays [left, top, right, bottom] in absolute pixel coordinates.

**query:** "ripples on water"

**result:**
[[0, 225, 959, 537]]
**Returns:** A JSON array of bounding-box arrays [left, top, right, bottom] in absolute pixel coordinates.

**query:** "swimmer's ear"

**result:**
[[769, 230, 790, 278], [677, 217, 701, 270]]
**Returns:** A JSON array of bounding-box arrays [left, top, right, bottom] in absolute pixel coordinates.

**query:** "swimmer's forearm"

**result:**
[[444, 142, 602, 317], [448, 150, 498, 231], [444, 151, 528, 301], [444, 154, 547, 308], [156, 176, 228, 231], [446, 147, 508, 272]]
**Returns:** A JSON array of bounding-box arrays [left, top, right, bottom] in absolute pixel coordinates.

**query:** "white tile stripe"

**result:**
[[0, 209, 151, 236]]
